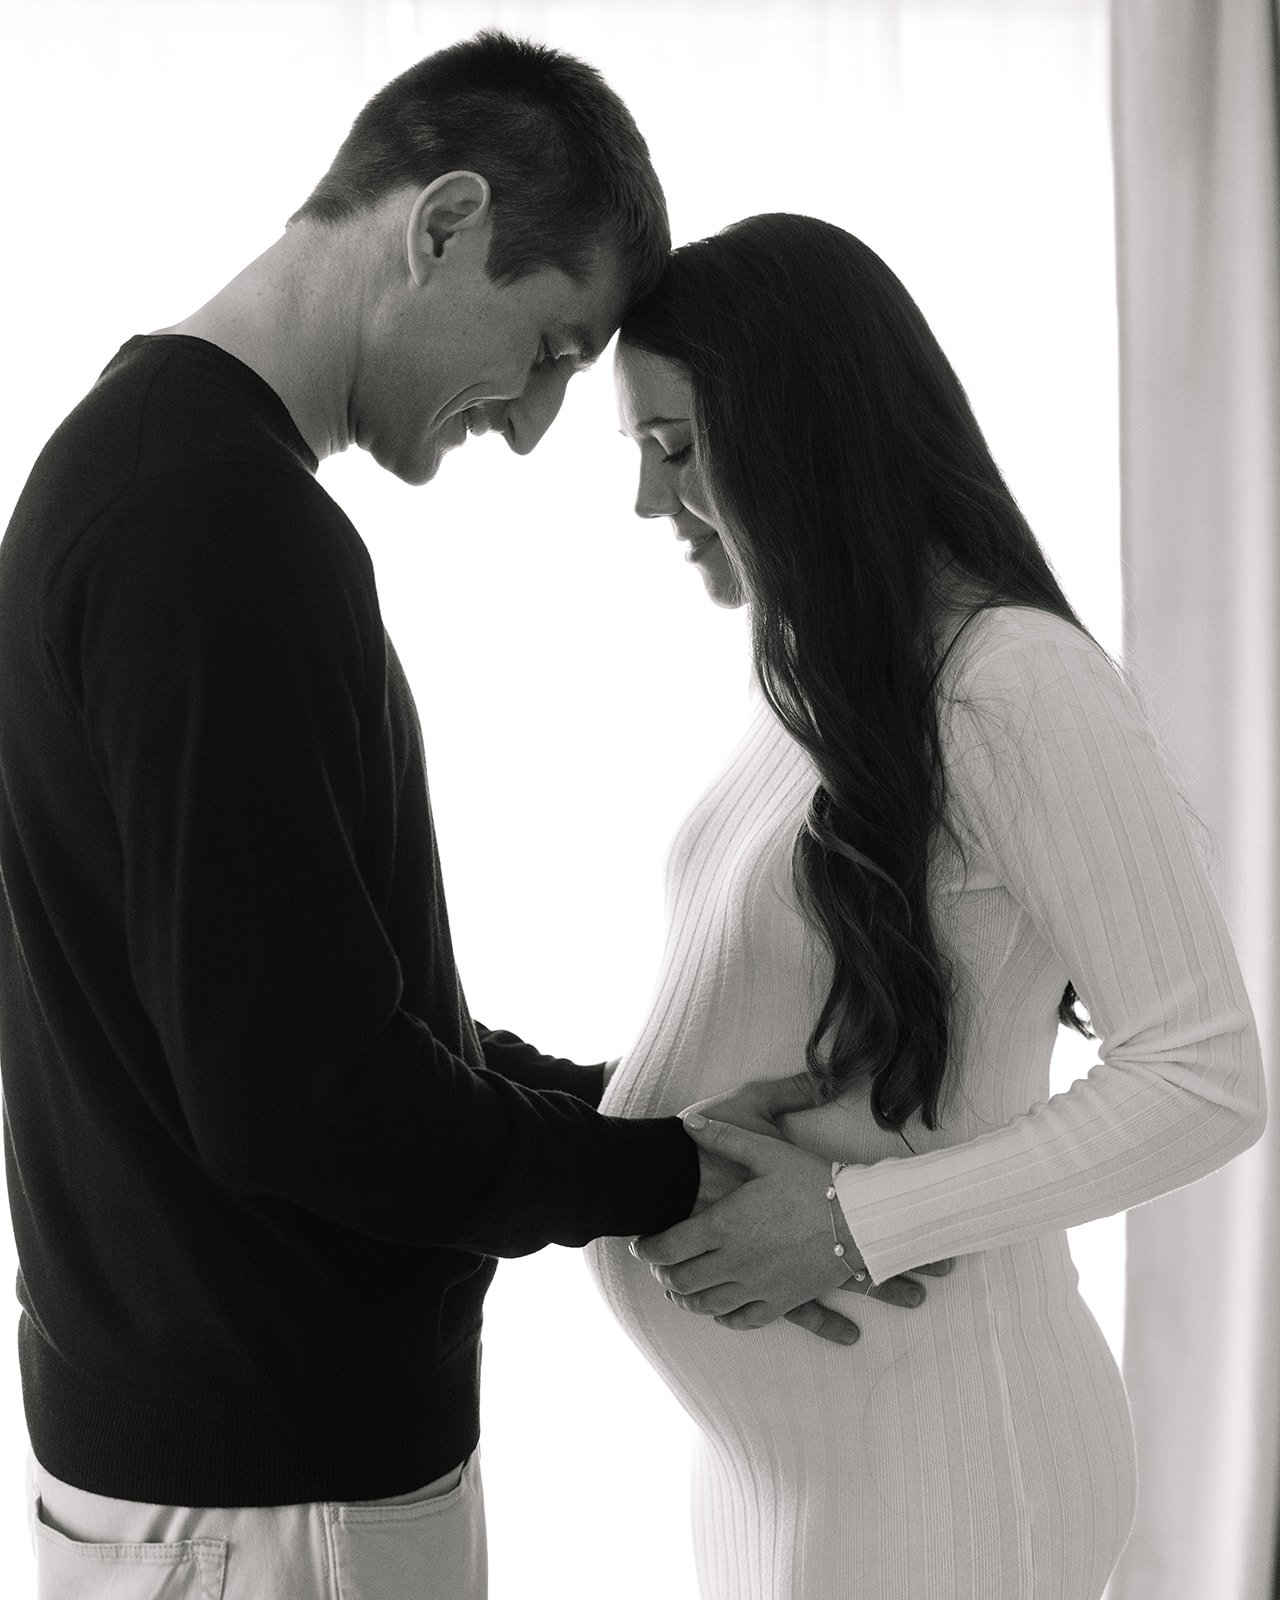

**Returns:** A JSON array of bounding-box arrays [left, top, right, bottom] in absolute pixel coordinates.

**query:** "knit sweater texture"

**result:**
[[0, 334, 698, 1506]]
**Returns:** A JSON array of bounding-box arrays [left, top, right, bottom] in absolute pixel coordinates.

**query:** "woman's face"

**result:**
[[614, 342, 746, 609]]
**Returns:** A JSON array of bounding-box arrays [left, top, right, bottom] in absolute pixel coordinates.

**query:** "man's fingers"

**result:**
[[712, 1301, 779, 1332], [784, 1299, 860, 1345], [915, 1259, 954, 1277], [868, 1274, 927, 1309], [653, 1257, 721, 1297], [632, 1218, 716, 1268], [643, 1248, 731, 1295], [664, 1280, 750, 1318], [668, 1284, 864, 1348]]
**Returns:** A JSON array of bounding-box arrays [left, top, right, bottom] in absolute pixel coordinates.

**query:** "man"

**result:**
[[0, 29, 883, 1599]]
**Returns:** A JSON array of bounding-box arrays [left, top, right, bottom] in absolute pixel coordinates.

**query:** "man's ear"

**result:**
[[406, 172, 492, 285]]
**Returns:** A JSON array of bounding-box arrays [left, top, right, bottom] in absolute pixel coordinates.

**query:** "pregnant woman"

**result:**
[[587, 214, 1264, 1599]]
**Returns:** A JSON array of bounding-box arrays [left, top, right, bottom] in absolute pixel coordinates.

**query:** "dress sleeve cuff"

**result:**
[[833, 1157, 942, 1285]]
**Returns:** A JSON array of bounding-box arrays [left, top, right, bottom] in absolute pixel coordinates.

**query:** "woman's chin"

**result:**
[[706, 580, 747, 610], [693, 548, 747, 609]]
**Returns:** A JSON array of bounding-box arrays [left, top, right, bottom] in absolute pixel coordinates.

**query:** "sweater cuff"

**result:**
[[601, 1116, 700, 1237]]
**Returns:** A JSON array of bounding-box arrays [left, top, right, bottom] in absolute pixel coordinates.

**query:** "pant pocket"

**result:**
[[33, 1496, 228, 1600], [328, 1452, 486, 1600]]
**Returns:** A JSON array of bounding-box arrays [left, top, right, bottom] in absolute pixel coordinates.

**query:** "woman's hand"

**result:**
[[684, 1071, 822, 1139], [666, 1112, 954, 1340]]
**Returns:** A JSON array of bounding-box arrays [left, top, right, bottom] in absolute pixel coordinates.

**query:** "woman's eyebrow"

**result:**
[[617, 412, 693, 439]]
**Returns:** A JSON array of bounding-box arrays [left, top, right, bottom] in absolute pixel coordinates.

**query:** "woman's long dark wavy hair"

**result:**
[[621, 214, 1091, 1133]]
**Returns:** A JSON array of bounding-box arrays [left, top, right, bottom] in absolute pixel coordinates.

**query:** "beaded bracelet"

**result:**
[[826, 1160, 868, 1284]]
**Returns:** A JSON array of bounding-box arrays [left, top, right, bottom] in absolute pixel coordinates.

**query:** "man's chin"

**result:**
[[370, 440, 445, 487]]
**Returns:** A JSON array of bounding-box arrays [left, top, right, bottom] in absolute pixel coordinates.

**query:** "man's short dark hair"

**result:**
[[291, 29, 670, 301]]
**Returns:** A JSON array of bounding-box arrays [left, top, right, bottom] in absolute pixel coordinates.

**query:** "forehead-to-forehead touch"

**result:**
[[553, 245, 630, 355]]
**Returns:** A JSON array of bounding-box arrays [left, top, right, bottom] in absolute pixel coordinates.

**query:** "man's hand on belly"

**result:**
[[632, 1112, 949, 1342]]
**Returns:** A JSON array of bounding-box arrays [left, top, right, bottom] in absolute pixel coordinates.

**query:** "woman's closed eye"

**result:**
[[662, 443, 693, 466]]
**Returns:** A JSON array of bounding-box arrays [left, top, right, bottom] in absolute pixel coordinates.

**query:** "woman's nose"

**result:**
[[635, 455, 677, 519]]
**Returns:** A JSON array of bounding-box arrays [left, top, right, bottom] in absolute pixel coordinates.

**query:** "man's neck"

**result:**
[[156, 225, 362, 462]]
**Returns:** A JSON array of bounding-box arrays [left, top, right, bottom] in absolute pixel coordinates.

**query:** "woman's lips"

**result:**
[[677, 525, 720, 562]]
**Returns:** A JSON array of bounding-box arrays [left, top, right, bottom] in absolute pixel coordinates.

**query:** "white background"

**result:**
[[0, 2, 1118, 1593]]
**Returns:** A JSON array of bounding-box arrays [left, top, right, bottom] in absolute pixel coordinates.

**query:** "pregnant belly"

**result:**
[[585, 1230, 1135, 1512], [585, 1229, 934, 1456]]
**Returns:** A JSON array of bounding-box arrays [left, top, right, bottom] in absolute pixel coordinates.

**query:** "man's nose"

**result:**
[[498, 364, 574, 456]]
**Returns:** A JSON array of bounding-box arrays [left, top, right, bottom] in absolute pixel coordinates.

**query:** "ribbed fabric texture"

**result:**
[[587, 607, 1264, 1599]]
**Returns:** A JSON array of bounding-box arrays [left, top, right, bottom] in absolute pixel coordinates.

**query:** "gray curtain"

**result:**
[[1108, 3, 1280, 1596]]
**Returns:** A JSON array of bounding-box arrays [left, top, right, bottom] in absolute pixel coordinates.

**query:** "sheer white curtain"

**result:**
[[0, 2, 1116, 1594], [1108, 4, 1280, 1597]]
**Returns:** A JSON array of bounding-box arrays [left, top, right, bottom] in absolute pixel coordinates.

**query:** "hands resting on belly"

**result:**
[[630, 1073, 952, 1348]]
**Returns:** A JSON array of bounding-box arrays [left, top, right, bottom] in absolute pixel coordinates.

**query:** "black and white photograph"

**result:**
[[0, 2, 1275, 1596]]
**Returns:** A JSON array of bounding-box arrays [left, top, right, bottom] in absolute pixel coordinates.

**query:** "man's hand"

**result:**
[[686, 1119, 861, 1344], [692, 1130, 751, 1214], [643, 1113, 950, 1334]]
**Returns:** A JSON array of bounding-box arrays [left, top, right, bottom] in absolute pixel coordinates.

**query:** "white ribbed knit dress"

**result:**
[[587, 607, 1264, 1600]]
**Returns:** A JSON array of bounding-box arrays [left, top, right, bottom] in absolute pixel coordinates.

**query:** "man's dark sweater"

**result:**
[[0, 335, 698, 1507]]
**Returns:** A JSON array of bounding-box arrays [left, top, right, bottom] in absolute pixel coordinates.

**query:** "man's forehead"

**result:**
[[561, 248, 631, 361]]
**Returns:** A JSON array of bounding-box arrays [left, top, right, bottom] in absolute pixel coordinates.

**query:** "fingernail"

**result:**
[[683, 1111, 708, 1130], [842, 1327, 860, 1344], [907, 1289, 923, 1308]]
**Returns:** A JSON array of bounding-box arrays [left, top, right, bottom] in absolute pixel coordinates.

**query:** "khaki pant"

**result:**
[[29, 1450, 487, 1599]]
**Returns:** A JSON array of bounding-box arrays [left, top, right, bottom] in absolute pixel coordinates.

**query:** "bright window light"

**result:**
[[0, 4, 1117, 1595]]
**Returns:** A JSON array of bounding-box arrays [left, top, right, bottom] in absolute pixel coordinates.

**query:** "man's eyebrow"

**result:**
[[553, 321, 603, 367]]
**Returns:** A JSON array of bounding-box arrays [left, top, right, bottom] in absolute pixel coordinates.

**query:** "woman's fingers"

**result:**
[[682, 1071, 822, 1137]]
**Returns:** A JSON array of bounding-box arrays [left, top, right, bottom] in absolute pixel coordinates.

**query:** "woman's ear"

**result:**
[[405, 171, 492, 284]]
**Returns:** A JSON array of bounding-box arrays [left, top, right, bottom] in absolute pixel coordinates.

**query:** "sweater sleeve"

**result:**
[[476, 1024, 606, 1107], [834, 617, 1265, 1283], [52, 464, 696, 1256]]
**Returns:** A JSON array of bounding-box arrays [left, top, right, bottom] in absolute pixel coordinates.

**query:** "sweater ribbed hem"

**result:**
[[21, 1315, 481, 1507]]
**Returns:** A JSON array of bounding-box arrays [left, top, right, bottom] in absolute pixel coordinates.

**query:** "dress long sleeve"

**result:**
[[834, 612, 1265, 1283]]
